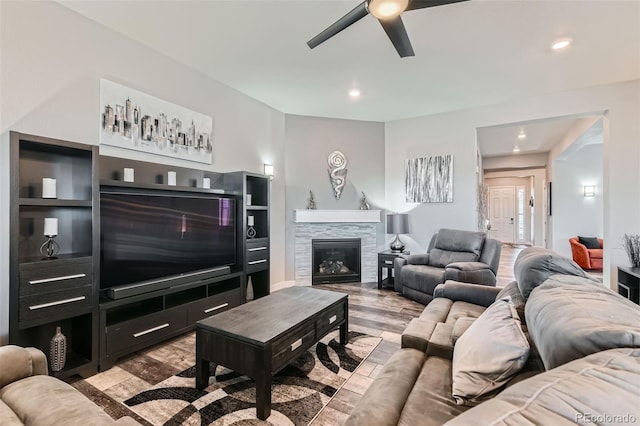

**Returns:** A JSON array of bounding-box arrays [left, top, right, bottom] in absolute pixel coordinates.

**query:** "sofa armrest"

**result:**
[[444, 262, 497, 286], [446, 261, 492, 271], [433, 280, 501, 307], [0, 345, 48, 388]]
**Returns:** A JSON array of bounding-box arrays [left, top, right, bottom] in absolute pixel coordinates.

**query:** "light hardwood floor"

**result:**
[[71, 245, 523, 425], [310, 244, 522, 424]]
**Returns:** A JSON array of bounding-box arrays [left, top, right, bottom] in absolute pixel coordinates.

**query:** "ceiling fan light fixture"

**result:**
[[368, 0, 409, 20]]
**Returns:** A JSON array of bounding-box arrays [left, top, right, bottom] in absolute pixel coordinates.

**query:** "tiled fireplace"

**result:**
[[294, 209, 380, 285]]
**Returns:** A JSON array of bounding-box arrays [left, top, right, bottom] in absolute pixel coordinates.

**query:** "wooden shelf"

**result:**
[[100, 179, 227, 195], [246, 205, 268, 211], [19, 198, 92, 207]]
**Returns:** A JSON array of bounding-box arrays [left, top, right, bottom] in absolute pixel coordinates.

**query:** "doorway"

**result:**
[[488, 186, 515, 244]]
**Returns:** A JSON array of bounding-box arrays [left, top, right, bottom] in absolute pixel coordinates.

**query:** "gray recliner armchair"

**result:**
[[394, 228, 501, 305]]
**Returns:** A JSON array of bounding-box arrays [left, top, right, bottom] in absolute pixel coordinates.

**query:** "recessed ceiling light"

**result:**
[[349, 89, 361, 99], [513, 146, 521, 153], [518, 131, 526, 140], [551, 38, 572, 51]]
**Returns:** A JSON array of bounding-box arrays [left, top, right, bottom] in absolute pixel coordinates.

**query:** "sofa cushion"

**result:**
[[419, 297, 454, 323], [443, 301, 485, 326], [402, 264, 446, 294], [344, 348, 425, 426], [0, 375, 117, 426], [444, 348, 640, 426], [402, 318, 438, 352], [452, 298, 530, 406], [587, 248, 603, 259], [397, 356, 470, 425], [428, 229, 486, 268], [578, 235, 601, 249], [434, 229, 486, 257], [495, 281, 526, 323], [0, 345, 48, 388], [513, 247, 586, 300], [526, 274, 640, 370], [429, 250, 478, 268], [0, 400, 22, 425]]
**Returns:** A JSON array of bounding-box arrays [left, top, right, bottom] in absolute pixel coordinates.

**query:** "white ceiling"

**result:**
[[58, 0, 640, 123], [477, 116, 583, 157]]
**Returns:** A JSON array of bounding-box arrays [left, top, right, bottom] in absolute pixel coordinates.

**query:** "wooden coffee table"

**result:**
[[195, 286, 348, 420]]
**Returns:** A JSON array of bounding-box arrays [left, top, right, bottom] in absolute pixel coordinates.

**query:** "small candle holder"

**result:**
[[247, 215, 256, 239], [41, 217, 59, 259], [40, 235, 60, 259]]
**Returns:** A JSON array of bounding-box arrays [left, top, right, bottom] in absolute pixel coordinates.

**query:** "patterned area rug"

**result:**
[[117, 330, 379, 425]]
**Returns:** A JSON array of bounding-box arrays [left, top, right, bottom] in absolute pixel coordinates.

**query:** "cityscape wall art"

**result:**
[[100, 79, 213, 164]]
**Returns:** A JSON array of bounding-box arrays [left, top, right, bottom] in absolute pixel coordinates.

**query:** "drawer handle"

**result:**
[[29, 296, 86, 310], [291, 338, 303, 351], [29, 273, 87, 285], [329, 315, 337, 324], [204, 303, 229, 314], [133, 323, 170, 338], [248, 247, 267, 252], [248, 259, 267, 265]]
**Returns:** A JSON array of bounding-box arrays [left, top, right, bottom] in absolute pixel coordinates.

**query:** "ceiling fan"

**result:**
[[307, 0, 468, 58]]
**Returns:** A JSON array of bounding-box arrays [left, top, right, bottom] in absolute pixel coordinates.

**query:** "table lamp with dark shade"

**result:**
[[387, 213, 409, 252]]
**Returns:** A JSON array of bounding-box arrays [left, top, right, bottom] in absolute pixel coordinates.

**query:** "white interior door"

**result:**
[[489, 186, 515, 244]]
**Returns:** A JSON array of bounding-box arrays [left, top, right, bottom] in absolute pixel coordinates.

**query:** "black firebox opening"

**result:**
[[312, 238, 361, 284]]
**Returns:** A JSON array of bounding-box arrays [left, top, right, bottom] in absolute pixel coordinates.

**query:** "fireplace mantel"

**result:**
[[294, 209, 381, 223]]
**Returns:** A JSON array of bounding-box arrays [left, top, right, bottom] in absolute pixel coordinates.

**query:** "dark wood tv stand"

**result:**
[[99, 271, 244, 370], [8, 131, 271, 376]]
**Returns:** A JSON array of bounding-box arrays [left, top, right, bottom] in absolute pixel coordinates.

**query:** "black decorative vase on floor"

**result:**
[[50, 326, 67, 372]]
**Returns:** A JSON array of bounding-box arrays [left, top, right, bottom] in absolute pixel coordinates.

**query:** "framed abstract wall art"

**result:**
[[405, 155, 454, 203]]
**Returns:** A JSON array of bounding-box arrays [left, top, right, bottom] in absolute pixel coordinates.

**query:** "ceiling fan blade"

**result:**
[[406, 0, 469, 12], [379, 16, 415, 57], [307, 1, 369, 49]]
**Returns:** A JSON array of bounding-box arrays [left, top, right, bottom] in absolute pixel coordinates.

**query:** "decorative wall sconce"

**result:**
[[584, 185, 596, 197], [264, 164, 274, 181]]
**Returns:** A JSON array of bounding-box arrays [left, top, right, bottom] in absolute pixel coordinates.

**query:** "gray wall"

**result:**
[[283, 114, 385, 281], [0, 0, 287, 344], [553, 144, 604, 258], [386, 81, 639, 289]]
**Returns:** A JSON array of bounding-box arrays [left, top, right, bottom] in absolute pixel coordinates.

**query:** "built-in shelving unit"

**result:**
[[8, 132, 269, 376], [9, 132, 98, 379], [225, 172, 271, 300]]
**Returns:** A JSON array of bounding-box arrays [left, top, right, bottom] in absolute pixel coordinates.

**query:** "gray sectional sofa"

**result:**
[[346, 247, 640, 426], [0, 345, 139, 425]]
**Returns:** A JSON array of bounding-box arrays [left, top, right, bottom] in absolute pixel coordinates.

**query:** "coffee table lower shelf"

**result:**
[[194, 287, 348, 420]]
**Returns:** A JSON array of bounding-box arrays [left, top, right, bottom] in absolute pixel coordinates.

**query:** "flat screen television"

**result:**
[[100, 190, 236, 295]]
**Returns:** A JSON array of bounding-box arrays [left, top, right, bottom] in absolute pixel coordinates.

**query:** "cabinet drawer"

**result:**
[[106, 308, 187, 356], [272, 322, 316, 373], [247, 246, 269, 263], [246, 238, 268, 250], [187, 288, 241, 324], [20, 258, 92, 296], [19, 285, 92, 323], [315, 302, 346, 337], [246, 259, 268, 273]]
